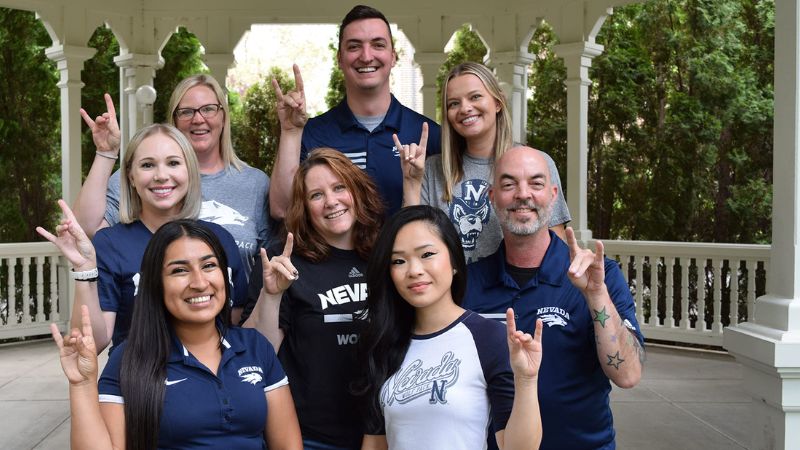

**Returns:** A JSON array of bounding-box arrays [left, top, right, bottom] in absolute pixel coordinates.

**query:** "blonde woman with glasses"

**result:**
[[73, 75, 270, 278]]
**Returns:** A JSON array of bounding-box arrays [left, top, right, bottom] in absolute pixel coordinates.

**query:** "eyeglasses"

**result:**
[[174, 104, 223, 121]]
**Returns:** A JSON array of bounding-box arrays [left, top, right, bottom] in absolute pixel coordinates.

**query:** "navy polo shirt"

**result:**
[[99, 326, 288, 449], [463, 231, 644, 450], [301, 95, 441, 216], [94, 219, 249, 355]]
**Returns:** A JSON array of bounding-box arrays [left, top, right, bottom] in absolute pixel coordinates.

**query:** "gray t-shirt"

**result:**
[[421, 152, 570, 264], [104, 164, 270, 276]]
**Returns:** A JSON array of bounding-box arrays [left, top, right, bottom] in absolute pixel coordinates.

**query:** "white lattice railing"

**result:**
[[600, 240, 770, 347], [0, 242, 71, 340]]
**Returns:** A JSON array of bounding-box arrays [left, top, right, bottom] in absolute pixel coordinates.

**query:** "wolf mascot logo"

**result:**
[[449, 179, 491, 251]]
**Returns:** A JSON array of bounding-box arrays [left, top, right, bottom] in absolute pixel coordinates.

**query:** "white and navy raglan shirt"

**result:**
[[377, 310, 514, 450]]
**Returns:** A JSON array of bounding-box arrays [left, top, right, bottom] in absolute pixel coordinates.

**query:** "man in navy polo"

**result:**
[[270, 5, 441, 218], [463, 146, 645, 449]]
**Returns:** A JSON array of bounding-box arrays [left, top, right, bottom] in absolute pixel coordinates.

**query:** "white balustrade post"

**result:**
[[491, 50, 534, 144], [114, 52, 161, 159], [45, 44, 96, 205], [552, 42, 603, 243], [724, 1, 800, 447], [203, 53, 235, 94], [415, 52, 447, 121]]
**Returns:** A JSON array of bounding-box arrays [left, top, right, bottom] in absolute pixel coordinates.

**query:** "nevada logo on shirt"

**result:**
[[238, 366, 264, 385], [537, 306, 571, 327], [381, 351, 461, 406]]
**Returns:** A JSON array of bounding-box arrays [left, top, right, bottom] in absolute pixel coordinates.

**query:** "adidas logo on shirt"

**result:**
[[349, 267, 363, 278]]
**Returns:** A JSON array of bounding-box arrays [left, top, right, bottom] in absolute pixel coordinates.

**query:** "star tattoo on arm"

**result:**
[[593, 306, 610, 327], [606, 351, 625, 369]]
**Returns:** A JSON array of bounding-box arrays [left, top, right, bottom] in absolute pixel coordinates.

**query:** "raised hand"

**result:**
[[261, 233, 299, 295], [394, 122, 428, 182], [79, 93, 120, 155], [273, 64, 308, 131], [506, 308, 543, 380], [565, 227, 607, 295], [36, 200, 96, 271], [51, 305, 98, 386]]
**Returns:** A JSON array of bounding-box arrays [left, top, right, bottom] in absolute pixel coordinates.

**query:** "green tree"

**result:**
[[325, 41, 345, 109], [81, 26, 120, 177], [232, 67, 294, 174], [154, 27, 207, 122], [527, 1, 773, 244], [0, 8, 60, 242]]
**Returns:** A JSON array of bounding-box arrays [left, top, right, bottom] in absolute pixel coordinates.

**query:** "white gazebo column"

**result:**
[[45, 44, 96, 205], [114, 52, 161, 158], [551, 41, 603, 242], [724, 1, 800, 448], [204, 53, 235, 92], [490, 50, 534, 144], [414, 51, 447, 121]]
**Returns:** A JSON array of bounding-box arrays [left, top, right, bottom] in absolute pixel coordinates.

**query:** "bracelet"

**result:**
[[71, 267, 99, 282], [95, 151, 118, 160]]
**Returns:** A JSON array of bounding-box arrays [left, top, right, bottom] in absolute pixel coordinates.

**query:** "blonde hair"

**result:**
[[440, 62, 512, 202], [119, 124, 202, 224], [167, 74, 244, 171]]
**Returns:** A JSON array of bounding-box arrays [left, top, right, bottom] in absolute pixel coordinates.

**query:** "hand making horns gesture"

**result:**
[[565, 227, 607, 297], [272, 64, 308, 131], [79, 93, 121, 156], [51, 305, 98, 386], [506, 308, 543, 380], [393, 122, 429, 182], [36, 199, 97, 272], [260, 233, 299, 295]]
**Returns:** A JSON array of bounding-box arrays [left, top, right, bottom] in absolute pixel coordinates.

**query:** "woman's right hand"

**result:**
[[261, 233, 299, 295], [394, 122, 428, 183], [79, 93, 121, 156], [36, 199, 97, 271], [51, 305, 98, 386], [273, 65, 308, 132]]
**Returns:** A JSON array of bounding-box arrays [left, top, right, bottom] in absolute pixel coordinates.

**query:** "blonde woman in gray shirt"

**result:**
[[398, 62, 570, 263]]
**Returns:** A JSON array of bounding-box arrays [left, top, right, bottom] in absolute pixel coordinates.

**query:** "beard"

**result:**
[[495, 199, 553, 236]]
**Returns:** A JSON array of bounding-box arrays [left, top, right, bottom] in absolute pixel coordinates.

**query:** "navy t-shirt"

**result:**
[[301, 95, 441, 216]]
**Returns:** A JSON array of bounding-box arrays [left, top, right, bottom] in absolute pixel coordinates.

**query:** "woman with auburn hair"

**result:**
[[73, 73, 270, 275], [48, 219, 301, 450], [356, 205, 543, 450], [242, 148, 384, 450], [41, 124, 247, 356], [399, 62, 571, 263]]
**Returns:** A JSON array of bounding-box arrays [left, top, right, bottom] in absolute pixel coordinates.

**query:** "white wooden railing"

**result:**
[[600, 240, 770, 347], [0, 242, 71, 340], [0, 240, 771, 347]]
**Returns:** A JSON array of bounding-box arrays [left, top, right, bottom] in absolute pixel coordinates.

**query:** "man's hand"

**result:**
[[273, 64, 308, 132], [565, 227, 607, 297]]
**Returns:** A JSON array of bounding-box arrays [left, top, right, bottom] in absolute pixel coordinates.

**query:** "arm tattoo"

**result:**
[[606, 351, 625, 369], [593, 306, 610, 327]]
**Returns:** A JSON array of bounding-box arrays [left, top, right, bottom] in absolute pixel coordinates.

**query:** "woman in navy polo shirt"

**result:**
[[40, 124, 248, 357], [49, 220, 302, 449], [242, 149, 384, 450], [356, 206, 543, 449]]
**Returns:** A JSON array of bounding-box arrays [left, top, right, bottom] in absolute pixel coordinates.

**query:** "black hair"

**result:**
[[119, 219, 231, 450], [338, 4, 393, 50], [353, 205, 466, 431]]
